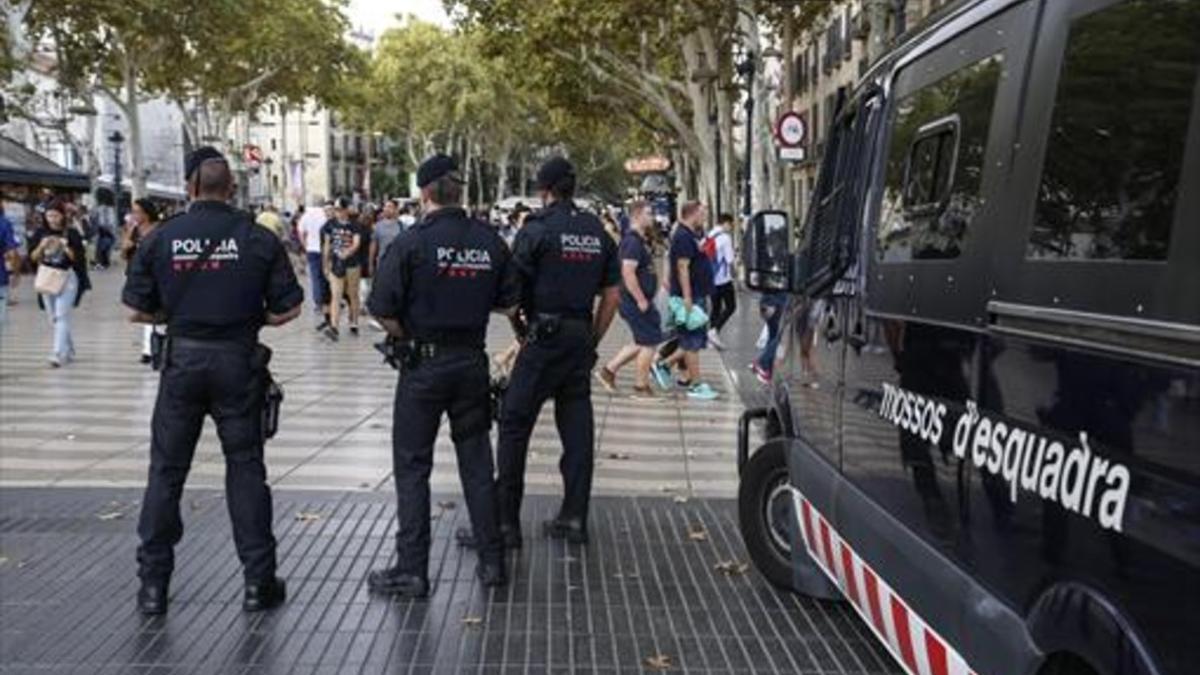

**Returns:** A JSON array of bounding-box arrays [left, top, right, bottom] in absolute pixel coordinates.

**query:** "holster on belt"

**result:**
[[149, 333, 169, 372], [527, 314, 562, 344], [252, 344, 283, 441]]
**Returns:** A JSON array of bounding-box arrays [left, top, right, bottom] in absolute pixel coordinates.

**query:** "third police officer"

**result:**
[[491, 157, 620, 545], [366, 154, 518, 597], [122, 147, 303, 615]]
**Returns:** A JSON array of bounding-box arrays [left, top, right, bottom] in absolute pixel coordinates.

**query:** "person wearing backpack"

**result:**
[[704, 213, 737, 349]]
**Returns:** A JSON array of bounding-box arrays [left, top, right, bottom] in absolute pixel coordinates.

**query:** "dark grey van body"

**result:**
[[736, 1, 1200, 674]]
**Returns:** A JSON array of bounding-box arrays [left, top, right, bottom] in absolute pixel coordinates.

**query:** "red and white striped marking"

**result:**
[[791, 487, 980, 675]]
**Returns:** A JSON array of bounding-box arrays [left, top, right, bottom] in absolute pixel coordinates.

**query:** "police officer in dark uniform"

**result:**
[[492, 157, 620, 544], [122, 147, 303, 615], [366, 154, 518, 597]]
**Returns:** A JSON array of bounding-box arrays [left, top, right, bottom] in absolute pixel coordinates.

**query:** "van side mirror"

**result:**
[[742, 210, 791, 292]]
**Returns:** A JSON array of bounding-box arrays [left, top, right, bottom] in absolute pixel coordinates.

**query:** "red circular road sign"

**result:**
[[775, 111, 807, 148]]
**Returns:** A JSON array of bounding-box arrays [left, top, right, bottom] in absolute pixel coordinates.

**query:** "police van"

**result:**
[[735, 1, 1199, 674]]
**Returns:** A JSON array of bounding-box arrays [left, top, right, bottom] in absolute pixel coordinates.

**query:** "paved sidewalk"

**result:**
[[0, 489, 900, 674], [0, 268, 742, 498]]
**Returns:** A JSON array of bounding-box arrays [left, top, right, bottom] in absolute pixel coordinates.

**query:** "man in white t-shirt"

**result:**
[[298, 198, 333, 328], [706, 212, 737, 349]]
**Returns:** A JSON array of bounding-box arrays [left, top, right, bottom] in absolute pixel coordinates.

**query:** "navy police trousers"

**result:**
[[496, 323, 597, 529], [137, 341, 276, 584], [391, 350, 501, 578]]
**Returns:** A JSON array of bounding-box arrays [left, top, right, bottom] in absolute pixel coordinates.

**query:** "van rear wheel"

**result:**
[[738, 442, 796, 591]]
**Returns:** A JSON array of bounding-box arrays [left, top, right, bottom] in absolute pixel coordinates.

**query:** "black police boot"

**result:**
[[367, 566, 429, 598], [543, 516, 588, 544], [454, 524, 522, 550], [243, 577, 287, 612], [476, 560, 508, 588], [137, 581, 168, 616]]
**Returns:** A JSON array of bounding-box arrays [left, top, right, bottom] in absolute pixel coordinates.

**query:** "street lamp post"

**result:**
[[264, 157, 275, 205], [736, 51, 757, 218], [108, 130, 125, 228]]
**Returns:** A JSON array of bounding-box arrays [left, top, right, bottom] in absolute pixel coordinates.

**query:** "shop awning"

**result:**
[[0, 136, 91, 191]]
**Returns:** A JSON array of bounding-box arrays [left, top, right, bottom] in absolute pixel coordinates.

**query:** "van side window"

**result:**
[[1026, 0, 1200, 261], [903, 117, 959, 215], [877, 54, 1003, 262]]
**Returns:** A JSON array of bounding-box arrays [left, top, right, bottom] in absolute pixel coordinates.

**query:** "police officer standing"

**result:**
[[492, 157, 620, 545], [122, 147, 303, 615], [366, 154, 518, 597]]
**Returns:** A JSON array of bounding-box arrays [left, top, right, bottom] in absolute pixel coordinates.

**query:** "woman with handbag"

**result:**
[[122, 198, 164, 364], [29, 200, 90, 367]]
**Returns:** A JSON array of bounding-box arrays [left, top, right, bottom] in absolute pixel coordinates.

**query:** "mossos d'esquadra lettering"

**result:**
[[877, 383, 1131, 533]]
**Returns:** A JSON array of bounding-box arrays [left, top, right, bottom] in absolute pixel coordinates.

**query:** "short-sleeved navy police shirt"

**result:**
[[510, 200, 619, 319], [122, 201, 303, 341], [617, 230, 656, 306], [368, 207, 517, 348], [668, 224, 713, 299]]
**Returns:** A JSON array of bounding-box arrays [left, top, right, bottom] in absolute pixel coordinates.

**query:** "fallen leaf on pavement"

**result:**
[[644, 654, 673, 670], [436, 501, 456, 510], [686, 525, 708, 542], [714, 560, 750, 576], [606, 452, 631, 460], [294, 512, 322, 522]]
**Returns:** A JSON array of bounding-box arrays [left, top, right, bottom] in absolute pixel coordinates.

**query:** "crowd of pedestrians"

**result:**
[[2, 185, 792, 388]]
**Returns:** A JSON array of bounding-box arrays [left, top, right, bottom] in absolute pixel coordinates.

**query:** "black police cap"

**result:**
[[184, 146, 226, 180], [535, 156, 575, 190], [416, 154, 465, 189]]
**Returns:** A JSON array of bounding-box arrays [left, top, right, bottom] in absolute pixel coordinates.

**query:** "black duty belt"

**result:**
[[171, 336, 256, 351]]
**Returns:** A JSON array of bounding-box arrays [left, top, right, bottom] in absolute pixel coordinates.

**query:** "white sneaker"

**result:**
[[707, 329, 724, 350]]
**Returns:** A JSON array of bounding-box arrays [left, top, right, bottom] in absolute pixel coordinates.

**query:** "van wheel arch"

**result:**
[[1027, 582, 1157, 675], [737, 440, 842, 600]]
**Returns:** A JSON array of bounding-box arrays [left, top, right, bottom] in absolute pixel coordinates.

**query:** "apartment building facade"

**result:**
[[787, 0, 957, 220]]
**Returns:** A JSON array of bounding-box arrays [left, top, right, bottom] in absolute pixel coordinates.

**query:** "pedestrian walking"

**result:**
[[28, 200, 91, 367], [486, 157, 621, 546], [321, 197, 364, 340], [0, 206, 19, 329], [122, 198, 165, 365], [298, 198, 331, 329], [256, 203, 285, 239], [705, 212, 737, 349], [596, 199, 662, 398], [653, 201, 718, 400], [121, 147, 303, 616], [366, 154, 518, 598], [751, 291, 789, 383], [370, 198, 402, 272]]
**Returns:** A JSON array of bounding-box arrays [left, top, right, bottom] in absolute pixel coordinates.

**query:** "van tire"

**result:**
[[738, 442, 796, 591]]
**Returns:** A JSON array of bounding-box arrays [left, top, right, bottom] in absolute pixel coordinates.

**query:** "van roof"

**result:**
[[859, 0, 1029, 89]]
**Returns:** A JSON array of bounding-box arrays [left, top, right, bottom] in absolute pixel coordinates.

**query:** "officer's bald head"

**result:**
[[189, 159, 234, 201]]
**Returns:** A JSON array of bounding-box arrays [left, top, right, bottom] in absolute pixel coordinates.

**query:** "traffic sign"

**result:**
[[779, 146, 807, 162], [775, 111, 807, 148], [243, 144, 263, 169]]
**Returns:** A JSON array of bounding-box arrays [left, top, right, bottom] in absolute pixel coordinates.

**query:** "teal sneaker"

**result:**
[[651, 362, 672, 390], [686, 382, 719, 401]]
